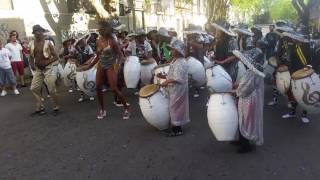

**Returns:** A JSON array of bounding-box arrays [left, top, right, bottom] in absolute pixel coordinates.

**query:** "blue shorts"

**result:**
[[0, 67, 17, 86]]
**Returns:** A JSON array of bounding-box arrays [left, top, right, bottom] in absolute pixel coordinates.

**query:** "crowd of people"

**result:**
[[0, 18, 319, 154]]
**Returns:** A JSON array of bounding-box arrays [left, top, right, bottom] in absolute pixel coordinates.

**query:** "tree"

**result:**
[[269, 0, 298, 23], [292, 0, 318, 28], [206, 0, 231, 22]]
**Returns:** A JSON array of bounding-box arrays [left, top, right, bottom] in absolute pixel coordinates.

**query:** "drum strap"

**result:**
[[296, 45, 307, 65]]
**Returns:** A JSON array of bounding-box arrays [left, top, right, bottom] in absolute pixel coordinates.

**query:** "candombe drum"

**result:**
[[140, 59, 157, 85], [139, 84, 170, 130], [153, 64, 170, 85], [186, 57, 206, 87], [63, 60, 77, 87], [206, 64, 232, 93], [276, 65, 291, 95], [124, 56, 141, 88], [76, 64, 97, 97], [204, 56, 214, 69], [207, 93, 238, 141], [235, 61, 246, 84], [291, 67, 320, 113]]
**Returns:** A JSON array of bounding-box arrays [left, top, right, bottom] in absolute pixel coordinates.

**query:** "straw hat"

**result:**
[[211, 21, 236, 37]]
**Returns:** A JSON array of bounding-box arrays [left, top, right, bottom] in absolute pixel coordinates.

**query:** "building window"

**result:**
[[0, 0, 13, 10]]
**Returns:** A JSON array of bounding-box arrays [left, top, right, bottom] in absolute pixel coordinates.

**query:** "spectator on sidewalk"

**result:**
[[0, 39, 20, 96], [5, 31, 26, 87]]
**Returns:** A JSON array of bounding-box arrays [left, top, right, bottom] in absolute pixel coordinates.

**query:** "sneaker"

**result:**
[[13, 89, 20, 95], [1, 90, 7, 97], [282, 113, 296, 119], [97, 110, 107, 120], [114, 101, 123, 107], [193, 93, 200, 98], [41, 97, 45, 101], [134, 91, 139, 96], [200, 86, 205, 90], [287, 103, 292, 108], [78, 97, 84, 102], [68, 89, 73, 93], [47, 94, 51, 98], [301, 117, 310, 124], [267, 100, 278, 106], [89, 97, 95, 101], [123, 109, 130, 120], [76, 87, 81, 91]]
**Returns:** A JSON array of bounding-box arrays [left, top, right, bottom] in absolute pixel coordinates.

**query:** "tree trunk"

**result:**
[[87, 0, 111, 19]]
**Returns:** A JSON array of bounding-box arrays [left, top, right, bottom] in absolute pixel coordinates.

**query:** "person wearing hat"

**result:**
[[78, 20, 130, 120], [74, 34, 96, 102], [157, 38, 190, 136], [251, 25, 263, 48], [280, 29, 313, 123], [233, 25, 254, 51], [125, 28, 153, 61], [147, 29, 161, 63], [59, 38, 76, 65], [210, 21, 239, 82], [267, 24, 295, 107], [168, 28, 178, 37], [232, 45, 265, 153], [29, 24, 60, 116], [158, 27, 173, 64]]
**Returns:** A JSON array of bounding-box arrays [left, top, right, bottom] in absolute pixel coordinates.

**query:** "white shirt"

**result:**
[[0, 48, 12, 69], [5, 42, 22, 62]]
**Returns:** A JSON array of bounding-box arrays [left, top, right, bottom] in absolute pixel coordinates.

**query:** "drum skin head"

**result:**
[[140, 58, 155, 65], [292, 68, 314, 80], [277, 65, 289, 72], [139, 84, 159, 97]]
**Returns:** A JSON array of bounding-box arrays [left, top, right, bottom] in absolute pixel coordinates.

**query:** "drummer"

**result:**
[[125, 28, 154, 91], [232, 41, 265, 153], [74, 34, 96, 102], [209, 21, 239, 82], [233, 25, 254, 51], [78, 20, 130, 120], [125, 28, 153, 61], [267, 23, 294, 106], [158, 38, 190, 136], [281, 28, 313, 123]]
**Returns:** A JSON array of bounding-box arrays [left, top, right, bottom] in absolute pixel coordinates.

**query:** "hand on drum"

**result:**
[[160, 80, 169, 87], [76, 65, 89, 72]]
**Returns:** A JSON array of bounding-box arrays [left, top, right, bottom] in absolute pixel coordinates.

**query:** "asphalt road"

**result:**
[[0, 85, 319, 180]]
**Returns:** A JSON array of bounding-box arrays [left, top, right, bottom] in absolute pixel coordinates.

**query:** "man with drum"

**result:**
[[233, 25, 254, 51], [74, 35, 96, 102], [29, 25, 60, 116], [209, 21, 239, 83], [281, 28, 313, 123], [267, 24, 294, 106], [125, 28, 154, 91], [232, 41, 266, 153], [158, 38, 190, 137]]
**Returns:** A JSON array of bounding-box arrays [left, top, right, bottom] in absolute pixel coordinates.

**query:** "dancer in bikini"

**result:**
[[79, 20, 130, 120]]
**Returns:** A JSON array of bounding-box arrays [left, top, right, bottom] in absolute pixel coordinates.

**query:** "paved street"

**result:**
[[0, 85, 319, 180]]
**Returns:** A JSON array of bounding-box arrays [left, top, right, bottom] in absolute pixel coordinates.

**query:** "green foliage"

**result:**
[[268, 0, 298, 22]]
